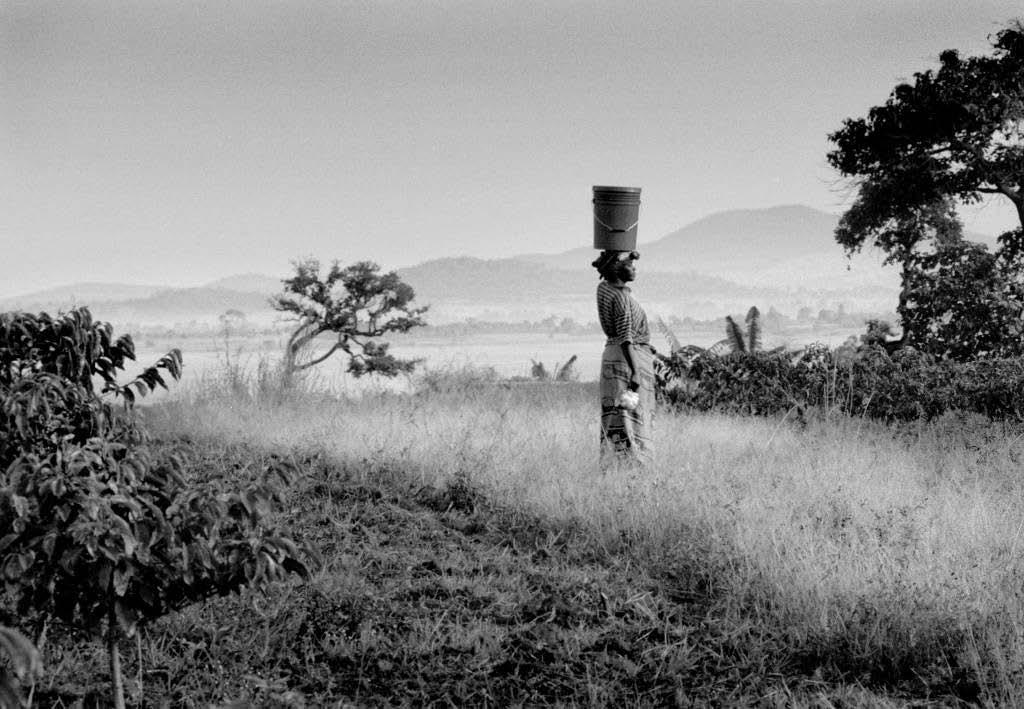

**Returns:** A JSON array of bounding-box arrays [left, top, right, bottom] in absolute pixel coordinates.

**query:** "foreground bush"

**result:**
[[0, 308, 314, 707]]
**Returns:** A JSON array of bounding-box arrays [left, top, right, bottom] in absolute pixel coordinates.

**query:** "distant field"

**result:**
[[133, 325, 869, 394]]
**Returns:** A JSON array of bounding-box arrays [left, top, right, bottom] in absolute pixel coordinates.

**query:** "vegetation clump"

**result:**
[[657, 332, 1024, 422], [0, 307, 313, 707], [828, 22, 1024, 360], [272, 258, 428, 386]]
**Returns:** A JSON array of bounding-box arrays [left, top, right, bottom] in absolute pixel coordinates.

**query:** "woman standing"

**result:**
[[593, 249, 655, 466]]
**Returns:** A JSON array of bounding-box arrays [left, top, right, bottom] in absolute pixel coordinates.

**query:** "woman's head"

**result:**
[[592, 250, 639, 282]]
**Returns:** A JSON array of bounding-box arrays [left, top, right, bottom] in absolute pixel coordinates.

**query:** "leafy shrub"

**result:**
[[0, 308, 314, 707], [657, 343, 1024, 422], [529, 355, 579, 382]]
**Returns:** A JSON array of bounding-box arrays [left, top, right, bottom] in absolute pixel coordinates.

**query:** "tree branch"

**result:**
[[957, 139, 1023, 205], [293, 342, 345, 371]]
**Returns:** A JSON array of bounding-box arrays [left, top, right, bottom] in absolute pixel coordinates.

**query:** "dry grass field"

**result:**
[[34, 364, 1024, 705]]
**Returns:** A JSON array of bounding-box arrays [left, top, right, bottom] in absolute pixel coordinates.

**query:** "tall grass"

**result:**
[[145, 364, 1024, 699]]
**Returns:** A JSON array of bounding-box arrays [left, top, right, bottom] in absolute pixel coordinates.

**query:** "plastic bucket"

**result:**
[[593, 185, 641, 250]]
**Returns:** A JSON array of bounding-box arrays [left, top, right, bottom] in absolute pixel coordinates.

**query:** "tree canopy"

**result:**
[[828, 23, 1024, 259], [828, 23, 1024, 359], [272, 259, 428, 383]]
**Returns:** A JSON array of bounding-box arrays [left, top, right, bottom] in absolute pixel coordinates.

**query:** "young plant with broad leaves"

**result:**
[[724, 306, 763, 354], [0, 308, 315, 708]]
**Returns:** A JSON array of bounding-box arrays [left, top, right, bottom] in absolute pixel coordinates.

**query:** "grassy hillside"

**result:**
[[28, 367, 1024, 705]]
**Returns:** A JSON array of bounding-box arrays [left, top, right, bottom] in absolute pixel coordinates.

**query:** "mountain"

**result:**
[[396, 255, 884, 323], [517, 205, 843, 271], [0, 282, 166, 310], [9, 205, 991, 326], [116, 288, 272, 320], [517, 204, 995, 291], [647, 205, 845, 264], [203, 273, 283, 294], [0, 285, 275, 327], [514, 205, 899, 294], [397, 257, 753, 303]]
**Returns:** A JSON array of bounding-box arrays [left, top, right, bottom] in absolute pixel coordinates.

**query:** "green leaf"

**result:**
[[9, 495, 28, 518], [15, 552, 34, 574], [113, 565, 133, 596], [114, 600, 139, 637], [0, 535, 18, 555], [41, 532, 57, 559]]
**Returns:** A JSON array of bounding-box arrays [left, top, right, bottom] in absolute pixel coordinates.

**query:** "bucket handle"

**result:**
[[594, 215, 639, 233]]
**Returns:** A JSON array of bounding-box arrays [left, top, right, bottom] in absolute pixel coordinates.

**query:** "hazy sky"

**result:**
[[3, 1, 1023, 297]]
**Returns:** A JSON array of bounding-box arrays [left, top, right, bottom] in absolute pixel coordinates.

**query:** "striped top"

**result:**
[[597, 280, 650, 347]]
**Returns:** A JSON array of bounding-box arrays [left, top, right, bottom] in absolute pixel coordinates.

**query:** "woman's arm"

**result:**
[[600, 282, 641, 390], [621, 342, 640, 391]]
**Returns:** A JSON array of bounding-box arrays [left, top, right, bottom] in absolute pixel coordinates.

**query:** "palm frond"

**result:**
[[707, 339, 732, 356], [656, 316, 683, 353], [530, 359, 549, 380], [745, 306, 761, 352], [555, 354, 578, 381], [725, 316, 746, 353]]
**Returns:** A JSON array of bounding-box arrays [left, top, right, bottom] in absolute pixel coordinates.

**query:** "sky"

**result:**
[[3, 0, 1023, 298]]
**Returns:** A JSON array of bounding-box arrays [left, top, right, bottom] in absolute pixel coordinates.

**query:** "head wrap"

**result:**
[[591, 250, 639, 279]]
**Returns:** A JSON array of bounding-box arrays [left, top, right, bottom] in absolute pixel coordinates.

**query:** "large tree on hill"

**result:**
[[272, 259, 428, 385], [827, 22, 1024, 359]]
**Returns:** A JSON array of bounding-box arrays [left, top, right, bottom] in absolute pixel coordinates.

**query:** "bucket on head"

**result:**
[[592, 186, 641, 250]]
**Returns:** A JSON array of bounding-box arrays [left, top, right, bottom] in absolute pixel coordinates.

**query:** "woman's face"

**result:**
[[610, 256, 636, 282]]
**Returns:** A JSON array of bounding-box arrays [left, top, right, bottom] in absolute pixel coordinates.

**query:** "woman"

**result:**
[[593, 249, 655, 466]]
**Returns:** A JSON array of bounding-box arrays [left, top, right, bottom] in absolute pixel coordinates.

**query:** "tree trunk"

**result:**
[[108, 603, 126, 709], [281, 322, 318, 390], [136, 631, 144, 704]]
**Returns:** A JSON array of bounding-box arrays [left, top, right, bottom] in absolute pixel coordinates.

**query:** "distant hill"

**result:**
[[0, 284, 275, 327], [397, 257, 755, 303], [395, 255, 889, 323], [517, 206, 844, 271], [648, 205, 845, 264], [516, 204, 993, 290], [0, 282, 165, 311], [640, 205, 859, 287], [116, 288, 272, 320], [10, 204, 995, 326], [203, 273, 283, 294]]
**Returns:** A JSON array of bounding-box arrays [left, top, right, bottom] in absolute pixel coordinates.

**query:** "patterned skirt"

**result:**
[[600, 343, 655, 466]]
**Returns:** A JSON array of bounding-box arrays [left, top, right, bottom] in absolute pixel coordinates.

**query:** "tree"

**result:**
[[218, 309, 247, 371], [0, 308, 312, 708], [828, 22, 1024, 358], [272, 259, 428, 385], [828, 23, 1024, 244]]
